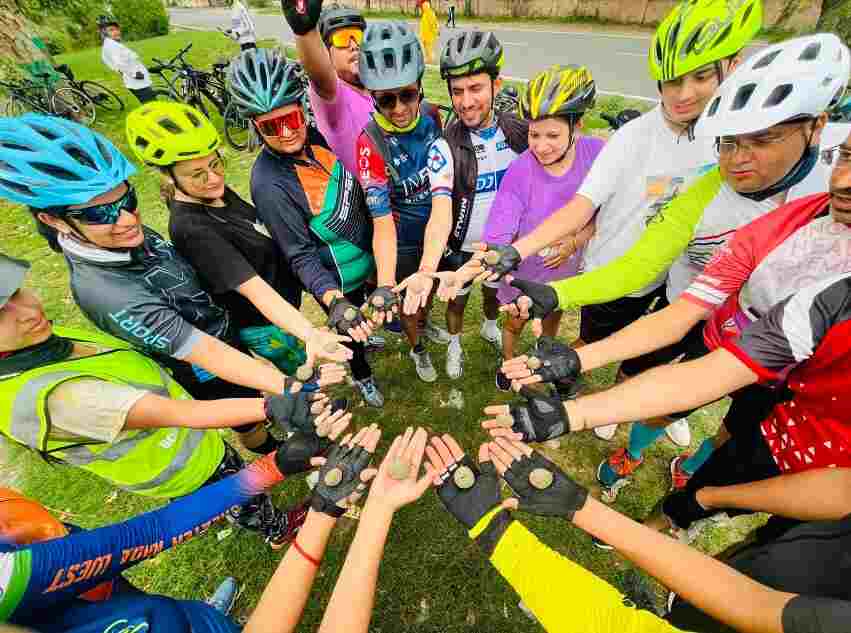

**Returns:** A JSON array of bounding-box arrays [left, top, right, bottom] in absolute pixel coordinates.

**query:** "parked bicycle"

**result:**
[[53, 64, 124, 111], [149, 43, 249, 150], [0, 73, 95, 124], [600, 108, 642, 130]]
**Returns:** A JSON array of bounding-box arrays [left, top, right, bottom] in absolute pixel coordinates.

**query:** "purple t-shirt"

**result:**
[[308, 77, 373, 176], [482, 135, 604, 303]]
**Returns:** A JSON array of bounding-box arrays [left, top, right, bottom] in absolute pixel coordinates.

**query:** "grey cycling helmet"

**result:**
[[318, 4, 366, 43], [358, 22, 424, 91], [0, 254, 29, 309], [227, 48, 304, 116], [440, 30, 504, 80]]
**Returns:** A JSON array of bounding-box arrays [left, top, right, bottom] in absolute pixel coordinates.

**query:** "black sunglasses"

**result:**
[[64, 184, 138, 225], [373, 88, 421, 111]]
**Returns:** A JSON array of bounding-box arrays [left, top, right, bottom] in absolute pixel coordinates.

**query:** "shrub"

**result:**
[[112, 0, 170, 41]]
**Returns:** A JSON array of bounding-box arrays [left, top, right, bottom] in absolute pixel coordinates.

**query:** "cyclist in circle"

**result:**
[[227, 48, 385, 407], [354, 22, 444, 382], [398, 30, 527, 380], [0, 114, 344, 460], [481, 64, 602, 390], [125, 101, 352, 376]]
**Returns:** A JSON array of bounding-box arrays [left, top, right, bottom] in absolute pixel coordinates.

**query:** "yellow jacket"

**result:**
[[420, 1, 439, 42]]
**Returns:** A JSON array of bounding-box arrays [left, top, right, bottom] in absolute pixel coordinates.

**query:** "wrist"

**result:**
[[363, 496, 397, 524], [564, 400, 584, 432], [695, 487, 714, 510]]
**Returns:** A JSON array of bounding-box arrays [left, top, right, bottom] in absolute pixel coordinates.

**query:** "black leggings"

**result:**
[[319, 285, 373, 381]]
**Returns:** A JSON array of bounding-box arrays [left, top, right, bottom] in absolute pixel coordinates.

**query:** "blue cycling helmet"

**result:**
[[0, 113, 135, 210], [227, 48, 305, 116]]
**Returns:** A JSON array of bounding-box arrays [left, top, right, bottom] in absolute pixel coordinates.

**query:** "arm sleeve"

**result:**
[[46, 379, 147, 443], [428, 138, 454, 200], [171, 218, 258, 295], [4, 455, 285, 620], [251, 180, 340, 300], [356, 132, 393, 220], [481, 164, 525, 246], [73, 274, 203, 360], [470, 513, 685, 633], [550, 168, 723, 309], [782, 595, 851, 633], [722, 274, 851, 381]]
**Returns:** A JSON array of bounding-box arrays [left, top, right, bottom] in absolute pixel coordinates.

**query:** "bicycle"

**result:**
[[149, 44, 250, 151], [53, 64, 124, 112], [0, 73, 96, 124], [600, 109, 642, 130]]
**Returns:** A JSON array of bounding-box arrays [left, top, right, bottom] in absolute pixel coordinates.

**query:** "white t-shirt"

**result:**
[[230, 0, 257, 45], [101, 38, 151, 90], [427, 122, 519, 252], [578, 105, 717, 297]]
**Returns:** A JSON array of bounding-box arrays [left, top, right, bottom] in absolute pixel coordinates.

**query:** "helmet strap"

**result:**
[[740, 126, 819, 203]]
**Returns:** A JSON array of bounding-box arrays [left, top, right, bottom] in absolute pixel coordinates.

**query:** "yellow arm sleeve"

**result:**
[[471, 512, 686, 633], [551, 168, 724, 310]]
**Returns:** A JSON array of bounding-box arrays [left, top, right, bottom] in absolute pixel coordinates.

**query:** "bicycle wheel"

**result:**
[[79, 80, 124, 111], [51, 87, 96, 125], [224, 101, 250, 151], [3, 95, 31, 117]]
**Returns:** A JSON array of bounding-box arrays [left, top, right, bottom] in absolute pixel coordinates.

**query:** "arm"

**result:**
[[297, 30, 338, 101], [243, 510, 337, 633], [7, 455, 285, 617], [419, 139, 455, 272], [573, 497, 793, 633], [237, 275, 316, 338], [124, 393, 265, 430], [184, 331, 285, 394], [357, 133, 398, 287], [697, 468, 851, 521], [512, 193, 597, 258], [372, 216, 398, 287], [549, 168, 723, 310], [575, 298, 711, 373], [566, 346, 757, 431]]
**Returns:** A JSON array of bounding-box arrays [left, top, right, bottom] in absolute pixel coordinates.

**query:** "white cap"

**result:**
[[696, 33, 850, 138]]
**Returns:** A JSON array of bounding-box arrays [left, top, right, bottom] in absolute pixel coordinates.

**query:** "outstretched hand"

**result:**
[[498, 278, 560, 338], [501, 336, 581, 389], [281, 0, 324, 36], [305, 328, 353, 366], [393, 272, 434, 315], [365, 427, 434, 514], [481, 387, 572, 442], [311, 424, 382, 517], [366, 286, 400, 327]]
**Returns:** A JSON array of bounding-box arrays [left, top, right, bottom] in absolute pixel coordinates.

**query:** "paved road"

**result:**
[[169, 8, 762, 102]]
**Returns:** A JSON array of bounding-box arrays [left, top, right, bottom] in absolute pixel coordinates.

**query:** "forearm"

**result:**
[[566, 348, 756, 430], [238, 276, 315, 342], [513, 195, 595, 259], [574, 219, 595, 249], [697, 469, 851, 521], [125, 393, 265, 430], [184, 333, 285, 394], [373, 219, 398, 287], [419, 201, 452, 272], [318, 501, 394, 633], [296, 30, 337, 100], [576, 301, 707, 372], [245, 510, 337, 633], [574, 497, 792, 633]]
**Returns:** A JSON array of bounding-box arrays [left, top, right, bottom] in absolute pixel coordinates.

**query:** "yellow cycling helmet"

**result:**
[[519, 64, 596, 122], [650, 0, 762, 82], [125, 101, 221, 166]]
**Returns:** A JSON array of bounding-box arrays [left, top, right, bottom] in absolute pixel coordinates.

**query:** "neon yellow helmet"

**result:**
[[519, 64, 596, 121], [649, 0, 762, 82], [125, 101, 221, 166]]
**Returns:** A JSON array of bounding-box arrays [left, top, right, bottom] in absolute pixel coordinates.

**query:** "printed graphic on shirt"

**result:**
[[645, 166, 715, 227]]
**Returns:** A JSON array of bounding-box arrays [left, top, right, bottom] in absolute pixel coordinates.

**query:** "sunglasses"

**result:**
[[374, 88, 420, 111], [254, 109, 306, 137], [64, 184, 137, 225], [328, 27, 363, 49]]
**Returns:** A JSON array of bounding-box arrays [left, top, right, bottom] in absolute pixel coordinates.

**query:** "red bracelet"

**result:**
[[292, 539, 321, 567]]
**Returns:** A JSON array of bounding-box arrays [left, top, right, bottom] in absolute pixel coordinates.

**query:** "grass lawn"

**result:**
[[0, 29, 761, 630]]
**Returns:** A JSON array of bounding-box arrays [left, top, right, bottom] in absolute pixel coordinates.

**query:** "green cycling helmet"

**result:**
[[649, 0, 762, 82], [440, 30, 504, 80], [227, 48, 304, 116]]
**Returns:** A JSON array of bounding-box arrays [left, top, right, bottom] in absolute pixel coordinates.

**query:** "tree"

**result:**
[[818, 0, 851, 46], [0, 0, 57, 80]]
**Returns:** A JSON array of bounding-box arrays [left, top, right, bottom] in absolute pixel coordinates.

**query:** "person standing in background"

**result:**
[[225, 0, 258, 51], [419, 0, 439, 64], [446, 0, 456, 27], [98, 16, 154, 104]]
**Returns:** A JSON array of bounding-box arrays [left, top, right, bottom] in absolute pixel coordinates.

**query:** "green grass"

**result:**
[[0, 29, 759, 630]]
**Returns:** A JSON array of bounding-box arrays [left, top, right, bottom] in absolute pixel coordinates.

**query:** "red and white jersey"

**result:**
[[683, 193, 851, 349], [724, 273, 851, 473]]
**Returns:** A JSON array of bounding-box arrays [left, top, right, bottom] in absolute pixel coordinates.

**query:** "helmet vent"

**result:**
[[402, 45, 412, 68], [64, 146, 97, 170], [0, 178, 33, 196], [0, 142, 31, 152], [383, 51, 394, 70], [259, 61, 269, 90], [30, 125, 60, 141], [0, 160, 18, 173], [95, 138, 113, 166], [706, 96, 721, 117], [731, 83, 757, 110], [135, 137, 150, 151], [681, 26, 702, 56], [713, 22, 732, 48], [158, 118, 183, 135], [800, 42, 821, 61], [752, 49, 782, 70], [740, 2, 754, 26], [31, 162, 82, 181], [763, 84, 793, 108], [185, 110, 202, 128], [472, 31, 483, 48], [153, 148, 165, 160]]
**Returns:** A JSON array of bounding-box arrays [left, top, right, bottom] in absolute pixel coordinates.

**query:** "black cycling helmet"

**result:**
[[318, 4, 366, 43], [359, 22, 424, 91], [97, 14, 119, 28], [440, 30, 504, 80]]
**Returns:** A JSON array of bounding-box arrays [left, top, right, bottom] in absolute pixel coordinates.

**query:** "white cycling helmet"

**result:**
[[696, 33, 850, 138]]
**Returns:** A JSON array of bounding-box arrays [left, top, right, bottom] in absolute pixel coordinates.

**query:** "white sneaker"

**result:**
[[594, 423, 617, 440], [409, 348, 438, 382], [665, 419, 691, 447], [446, 342, 463, 379], [422, 321, 451, 345], [479, 322, 502, 350]]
